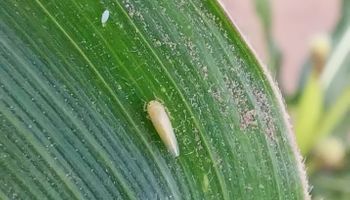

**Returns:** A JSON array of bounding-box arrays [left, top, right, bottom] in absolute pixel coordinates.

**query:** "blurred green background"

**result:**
[[221, 0, 350, 199]]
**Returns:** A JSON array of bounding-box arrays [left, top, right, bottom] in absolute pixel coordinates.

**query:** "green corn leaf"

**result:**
[[320, 0, 350, 103], [295, 71, 323, 155], [296, 0, 350, 105], [294, 0, 350, 154], [0, 0, 309, 199], [316, 0, 350, 139], [253, 0, 282, 76], [296, 0, 350, 112]]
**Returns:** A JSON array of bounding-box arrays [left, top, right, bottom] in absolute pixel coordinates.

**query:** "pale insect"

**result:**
[[147, 100, 179, 157], [101, 10, 110, 27]]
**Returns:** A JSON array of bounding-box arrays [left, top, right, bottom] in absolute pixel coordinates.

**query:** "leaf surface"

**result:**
[[0, 0, 308, 199]]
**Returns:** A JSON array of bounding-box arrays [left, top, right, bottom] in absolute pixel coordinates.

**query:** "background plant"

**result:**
[[252, 0, 350, 199]]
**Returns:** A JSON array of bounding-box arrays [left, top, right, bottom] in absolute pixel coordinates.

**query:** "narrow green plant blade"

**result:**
[[317, 0, 350, 139], [295, 71, 323, 154], [296, 0, 350, 107], [317, 89, 350, 139], [0, 0, 308, 199], [253, 0, 281, 76], [294, 0, 350, 150], [296, 0, 350, 104], [320, 0, 350, 103]]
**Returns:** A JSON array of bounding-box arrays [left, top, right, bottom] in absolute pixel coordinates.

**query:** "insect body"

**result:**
[[101, 10, 110, 26], [147, 100, 179, 157]]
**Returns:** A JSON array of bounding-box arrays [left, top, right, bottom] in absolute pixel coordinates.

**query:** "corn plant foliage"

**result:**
[[322, 0, 350, 138], [319, 0, 350, 138], [310, 1, 350, 198], [0, 0, 308, 199], [294, 0, 350, 154], [320, 0, 350, 105], [298, 0, 350, 106]]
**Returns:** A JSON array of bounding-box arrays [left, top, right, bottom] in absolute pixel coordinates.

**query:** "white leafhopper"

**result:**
[[101, 10, 110, 27], [147, 100, 179, 157]]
